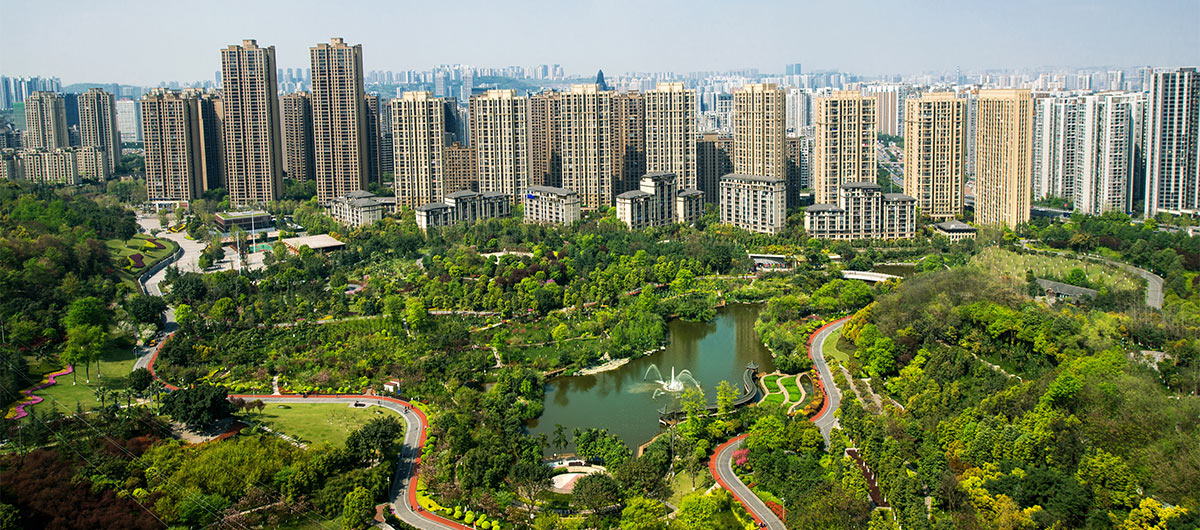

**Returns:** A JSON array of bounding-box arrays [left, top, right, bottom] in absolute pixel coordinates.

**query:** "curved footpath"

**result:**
[[710, 316, 850, 529]]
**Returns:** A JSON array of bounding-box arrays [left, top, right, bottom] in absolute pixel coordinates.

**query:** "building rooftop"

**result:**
[[883, 193, 916, 201], [720, 173, 785, 183], [445, 190, 481, 199], [481, 191, 507, 199], [280, 234, 345, 252], [215, 210, 270, 220], [527, 185, 577, 197], [416, 202, 452, 212], [617, 189, 652, 199], [642, 171, 676, 181], [843, 181, 883, 190], [806, 203, 844, 212], [677, 188, 703, 197], [1036, 279, 1098, 300], [345, 190, 376, 199], [933, 220, 977, 232]]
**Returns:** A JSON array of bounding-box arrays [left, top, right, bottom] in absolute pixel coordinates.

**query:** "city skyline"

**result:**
[[2, 0, 1198, 86]]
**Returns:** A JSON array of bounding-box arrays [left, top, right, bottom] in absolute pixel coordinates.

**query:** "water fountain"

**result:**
[[643, 364, 700, 398]]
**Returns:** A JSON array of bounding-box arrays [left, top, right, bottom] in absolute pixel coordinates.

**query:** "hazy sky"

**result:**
[[2, 0, 1197, 85]]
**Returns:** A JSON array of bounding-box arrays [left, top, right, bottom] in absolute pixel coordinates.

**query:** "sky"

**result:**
[[2, 0, 1198, 86]]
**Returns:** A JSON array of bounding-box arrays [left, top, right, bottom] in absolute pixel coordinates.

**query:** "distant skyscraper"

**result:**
[[469, 89, 530, 203], [975, 89, 1034, 229], [785, 87, 811, 134], [141, 89, 204, 202], [529, 90, 562, 187], [392, 91, 452, 208], [645, 82, 697, 190], [1144, 67, 1199, 217], [785, 63, 803, 76], [812, 90, 877, 204], [904, 92, 968, 220], [221, 39, 284, 206], [560, 84, 615, 209], [77, 88, 121, 178], [310, 38, 367, 203], [733, 83, 786, 179], [116, 99, 141, 143], [595, 70, 608, 91], [280, 91, 315, 181], [24, 92, 68, 149]]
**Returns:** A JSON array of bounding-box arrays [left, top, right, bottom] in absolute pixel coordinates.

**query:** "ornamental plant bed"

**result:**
[[128, 253, 146, 268]]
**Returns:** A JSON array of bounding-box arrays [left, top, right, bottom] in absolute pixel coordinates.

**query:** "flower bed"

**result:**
[[128, 253, 146, 268], [5, 365, 73, 420]]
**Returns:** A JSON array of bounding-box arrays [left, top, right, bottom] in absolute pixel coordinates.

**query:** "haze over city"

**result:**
[[2, 0, 1198, 84]]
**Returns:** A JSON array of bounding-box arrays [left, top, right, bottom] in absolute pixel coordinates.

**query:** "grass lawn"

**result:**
[[822, 328, 857, 366], [668, 469, 714, 507], [760, 393, 785, 407], [780, 375, 802, 400], [25, 340, 139, 416], [248, 403, 402, 447], [107, 234, 179, 286]]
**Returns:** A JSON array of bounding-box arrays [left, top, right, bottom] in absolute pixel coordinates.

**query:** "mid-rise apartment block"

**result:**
[[675, 188, 704, 225], [812, 90, 877, 204], [645, 83, 697, 189], [732, 83, 786, 179], [280, 91, 315, 181], [470, 89, 530, 203], [221, 39, 284, 206], [975, 89, 1034, 229], [719, 173, 787, 234], [415, 190, 510, 232], [392, 91, 453, 209], [141, 89, 204, 203], [804, 182, 916, 240], [616, 171, 678, 230], [523, 185, 581, 225], [77, 88, 120, 178], [904, 92, 968, 220], [327, 190, 386, 228], [310, 38, 367, 203], [1144, 67, 1199, 217], [24, 92, 68, 150], [559, 84, 615, 210]]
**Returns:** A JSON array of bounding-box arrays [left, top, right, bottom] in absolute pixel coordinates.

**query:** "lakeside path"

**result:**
[[709, 316, 851, 528]]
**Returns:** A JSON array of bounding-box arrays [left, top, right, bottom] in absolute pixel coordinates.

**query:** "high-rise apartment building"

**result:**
[[188, 90, 225, 191], [812, 90, 877, 204], [903, 92, 968, 220], [221, 39, 284, 206], [445, 142, 477, 194], [1144, 67, 1199, 217], [862, 84, 910, 137], [392, 91, 452, 208], [469, 89, 530, 203], [611, 91, 646, 194], [696, 133, 733, 203], [645, 83, 697, 189], [785, 135, 813, 207], [529, 90, 562, 187], [785, 87, 811, 134], [719, 174, 787, 234], [77, 88, 121, 178], [310, 38, 367, 203], [975, 89, 1034, 229], [1032, 95, 1076, 201], [732, 83, 786, 179], [141, 89, 204, 203], [280, 91, 315, 181], [364, 94, 382, 185], [559, 84, 615, 210], [116, 99, 141, 143], [24, 92, 68, 149]]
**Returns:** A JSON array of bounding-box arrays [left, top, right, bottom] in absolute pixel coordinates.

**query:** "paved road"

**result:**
[[710, 434, 786, 530], [809, 317, 850, 445], [1020, 240, 1164, 309]]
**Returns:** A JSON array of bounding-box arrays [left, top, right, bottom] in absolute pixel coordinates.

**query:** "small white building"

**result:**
[[415, 190, 511, 232], [524, 185, 582, 225]]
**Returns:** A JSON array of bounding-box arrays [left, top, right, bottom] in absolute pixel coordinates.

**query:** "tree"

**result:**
[[1076, 449, 1138, 510], [405, 297, 429, 331], [63, 324, 106, 384], [614, 456, 667, 499], [1117, 498, 1188, 530], [159, 384, 235, 430], [63, 297, 109, 330], [128, 368, 153, 393], [341, 486, 374, 530], [552, 423, 569, 451], [571, 473, 622, 511], [619, 496, 667, 530], [127, 294, 167, 326], [509, 460, 551, 515], [345, 416, 406, 463], [671, 492, 723, 530]]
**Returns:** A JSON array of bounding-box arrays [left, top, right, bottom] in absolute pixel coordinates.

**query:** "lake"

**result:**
[[528, 303, 774, 453]]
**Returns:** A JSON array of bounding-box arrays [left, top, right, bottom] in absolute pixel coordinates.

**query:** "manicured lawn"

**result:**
[[25, 341, 139, 416], [248, 402, 402, 447], [780, 375, 802, 400], [668, 469, 713, 507], [106, 234, 179, 285], [822, 328, 857, 366], [760, 393, 785, 407]]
